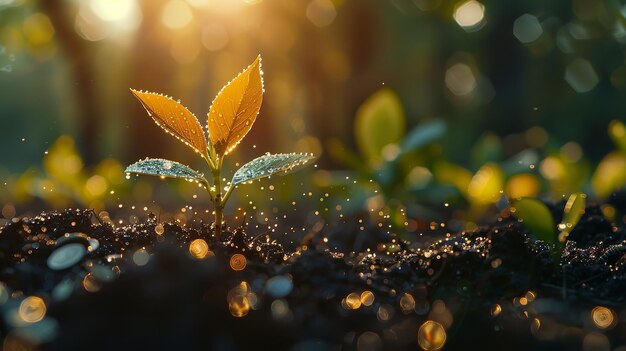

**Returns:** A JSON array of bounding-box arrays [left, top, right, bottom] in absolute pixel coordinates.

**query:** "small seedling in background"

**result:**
[[125, 55, 315, 240], [511, 192, 586, 264]]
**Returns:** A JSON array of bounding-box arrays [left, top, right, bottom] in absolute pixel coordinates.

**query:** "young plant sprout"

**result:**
[[511, 192, 586, 264], [125, 55, 315, 240]]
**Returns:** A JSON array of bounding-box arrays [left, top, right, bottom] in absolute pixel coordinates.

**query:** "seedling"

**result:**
[[510, 192, 586, 264], [125, 55, 315, 240]]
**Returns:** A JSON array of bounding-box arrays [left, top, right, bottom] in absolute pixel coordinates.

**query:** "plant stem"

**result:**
[[212, 158, 224, 240]]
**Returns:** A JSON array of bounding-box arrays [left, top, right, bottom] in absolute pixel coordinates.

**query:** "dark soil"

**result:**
[[1, 192, 626, 351]]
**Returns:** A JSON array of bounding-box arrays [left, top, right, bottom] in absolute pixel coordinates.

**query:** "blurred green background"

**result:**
[[1, 0, 626, 228]]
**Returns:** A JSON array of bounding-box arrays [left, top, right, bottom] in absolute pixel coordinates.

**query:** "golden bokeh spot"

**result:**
[[230, 253, 247, 271], [399, 293, 416, 313], [345, 292, 362, 310], [601, 205, 616, 222], [490, 304, 502, 317], [531, 318, 541, 334], [155, 224, 165, 235], [19, 296, 46, 323], [189, 238, 210, 259], [228, 294, 250, 318], [360, 291, 375, 307], [227, 281, 251, 318], [377, 304, 393, 321], [83, 272, 101, 292], [417, 320, 447, 351], [591, 306, 616, 329]]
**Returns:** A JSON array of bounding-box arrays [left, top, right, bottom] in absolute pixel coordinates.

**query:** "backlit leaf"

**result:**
[[232, 153, 315, 186], [558, 192, 586, 242], [130, 89, 208, 157], [355, 88, 405, 165], [208, 55, 263, 157], [401, 120, 446, 152], [592, 151, 626, 198], [467, 163, 503, 205], [125, 158, 206, 182], [609, 120, 626, 152], [432, 160, 472, 196], [511, 197, 555, 246]]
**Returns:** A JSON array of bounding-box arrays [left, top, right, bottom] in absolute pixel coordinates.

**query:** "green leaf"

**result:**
[[592, 151, 626, 198], [231, 153, 315, 185], [558, 192, 586, 242], [401, 120, 446, 152], [125, 158, 206, 182], [354, 88, 405, 165], [511, 198, 555, 246]]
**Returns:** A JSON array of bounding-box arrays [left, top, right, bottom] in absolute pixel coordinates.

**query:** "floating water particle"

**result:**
[[271, 299, 290, 320], [491, 304, 502, 317], [132, 248, 150, 266], [47, 243, 86, 270], [417, 320, 446, 351], [154, 224, 165, 235], [453, 0, 485, 31], [230, 254, 247, 271], [356, 331, 382, 351], [90, 265, 117, 282], [189, 238, 210, 259], [582, 332, 610, 351], [52, 279, 74, 301], [266, 276, 293, 298], [445, 62, 477, 96], [565, 58, 599, 93], [513, 14, 543, 43], [227, 282, 251, 317], [19, 296, 46, 323]]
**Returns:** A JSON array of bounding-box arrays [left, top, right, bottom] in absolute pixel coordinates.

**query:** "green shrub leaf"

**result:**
[[232, 153, 315, 185], [609, 120, 626, 152], [592, 151, 626, 198], [511, 197, 555, 246], [125, 158, 206, 182], [401, 120, 446, 152], [354, 88, 405, 165]]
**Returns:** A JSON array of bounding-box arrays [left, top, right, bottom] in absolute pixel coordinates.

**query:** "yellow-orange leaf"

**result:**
[[208, 55, 263, 157], [131, 89, 208, 158]]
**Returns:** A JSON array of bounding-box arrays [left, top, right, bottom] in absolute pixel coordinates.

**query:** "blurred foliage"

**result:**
[[0, 0, 626, 231], [323, 87, 626, 231], [1, 135, 128, 210]]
